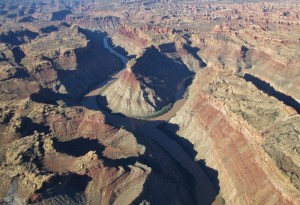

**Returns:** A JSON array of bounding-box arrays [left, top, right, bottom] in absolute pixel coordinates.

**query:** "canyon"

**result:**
[[0, 0, 300, 205]]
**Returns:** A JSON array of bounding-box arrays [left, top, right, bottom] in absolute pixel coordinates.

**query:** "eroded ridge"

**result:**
[[0, 0, 300, 204]]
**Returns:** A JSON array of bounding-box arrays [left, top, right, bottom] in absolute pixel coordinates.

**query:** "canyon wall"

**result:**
[[19, 26, 123, 100], [100, 46, 193, 117], [169, 68, 300, 204]]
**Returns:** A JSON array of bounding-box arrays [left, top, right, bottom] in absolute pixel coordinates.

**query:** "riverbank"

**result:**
[[81, 35, 221, 205]]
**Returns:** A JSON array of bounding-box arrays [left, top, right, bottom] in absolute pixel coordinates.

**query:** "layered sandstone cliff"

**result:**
[[1, 1, 300, 204], [100, 46, 192, 117], [169, 68, 300, 204], [191, 22, 300, 102], [112, 25, 151, 56], [66, 15, 121, 32], [20, 26, 123, 100], [0, 101, 194, 205]]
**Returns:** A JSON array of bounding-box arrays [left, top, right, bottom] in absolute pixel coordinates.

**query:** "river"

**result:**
[[103, 37, 128, 64], [82, 37, 128, 110], [82, 36, 220, 205]]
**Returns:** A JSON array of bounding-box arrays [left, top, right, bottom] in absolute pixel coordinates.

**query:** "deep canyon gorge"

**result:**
[[0, 0, 300, 205]]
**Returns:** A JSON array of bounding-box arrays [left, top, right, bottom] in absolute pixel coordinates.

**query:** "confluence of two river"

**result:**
[[81, 37, 220, 205]]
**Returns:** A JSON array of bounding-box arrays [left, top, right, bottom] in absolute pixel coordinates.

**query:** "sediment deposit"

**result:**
[[0, 0, 300, 204]]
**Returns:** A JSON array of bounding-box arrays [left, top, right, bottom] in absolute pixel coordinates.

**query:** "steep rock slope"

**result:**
[[100, 46, 192, 117], [66, 15, 121, 32], [0, 105, 149, 205], [0, 43, 40, 102], [112, 25, 151, 56], [0, 102, 195, 205], [191, 23, 300, 103], [0, 24, 194, 205], [169, 68, 300, 204], [21, 26, 123, 100]]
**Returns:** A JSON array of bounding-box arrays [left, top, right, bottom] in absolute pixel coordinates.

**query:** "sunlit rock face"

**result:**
[[0, 0, 300, 204], [169, 68, 300, 204], [100, 46, 192, 117]]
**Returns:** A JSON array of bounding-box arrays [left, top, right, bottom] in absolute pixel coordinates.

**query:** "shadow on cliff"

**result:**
[[132, 45, 194, 106], [30, 88, 77, 106], [0, 29, 38, 45], [27, 27, 219, 203], [55, 28, 123, 101], [77, 95, 196, 204], [53, 136, 141, 169], [29, 173, 92, 204], [51, 10, 72, 21], [159, 122, 220, 193], [31, 134, 143, 203], [29, 29, 124, 106], [53, 137, 105, 157], [97, 44, 194, 110], [106, 36, 136, 59], [15, 116, 50, 137], [243, 74, 300, 114], [85, 94, 220, 205], [12, 46, 25, 65], [183, 44, 207, 68], [158, 41, 207, 69]]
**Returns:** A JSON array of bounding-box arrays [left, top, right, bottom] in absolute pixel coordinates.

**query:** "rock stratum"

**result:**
[[169, 68, 300, 204], [100, 46, 193, 117], [0, 0, 300, 204]]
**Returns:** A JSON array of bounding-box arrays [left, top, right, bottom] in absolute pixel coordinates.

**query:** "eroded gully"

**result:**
[[81, 37, 220, 205]]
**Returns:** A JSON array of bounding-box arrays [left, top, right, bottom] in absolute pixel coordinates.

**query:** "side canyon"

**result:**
[[0, 0, 299, 205]]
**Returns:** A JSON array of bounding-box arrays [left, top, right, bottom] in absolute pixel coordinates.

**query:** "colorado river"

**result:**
[[103, 37, 128, 64], [82, 36, 220, 205], [82, 37, 128, 110]]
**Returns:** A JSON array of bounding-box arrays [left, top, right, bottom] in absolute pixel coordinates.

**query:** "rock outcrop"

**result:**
[[112, 25, 151, 56], [1, 0, 300, 204], [66, 15, 121, 32], [169, 68, 300, 204], [190, 21, 300, 102], [20, 26, 123, 100], [100, 46, 192, 117], [0, 102, 195, 205]]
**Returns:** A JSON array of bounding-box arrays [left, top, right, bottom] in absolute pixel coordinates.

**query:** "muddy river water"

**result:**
[[82, 37, 221, 205]]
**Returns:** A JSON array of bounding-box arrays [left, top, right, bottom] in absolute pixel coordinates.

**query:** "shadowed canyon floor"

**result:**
[[0, 0, 300, 204], [243, 74, 300, 114], [82, 38, 221, 205]]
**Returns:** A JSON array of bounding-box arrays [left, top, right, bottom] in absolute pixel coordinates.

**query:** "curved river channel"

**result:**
[[82, 37, 221, 205]]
